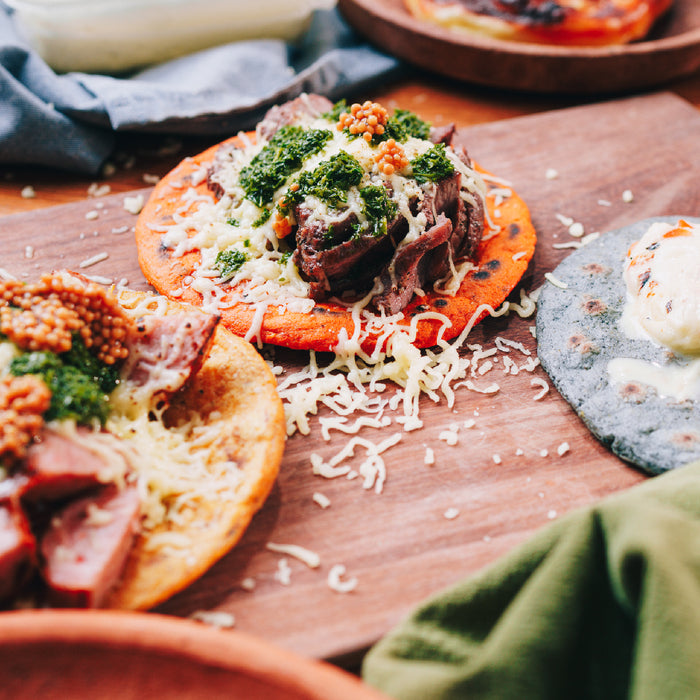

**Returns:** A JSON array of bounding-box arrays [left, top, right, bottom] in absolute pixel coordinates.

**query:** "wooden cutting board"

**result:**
[[2, 91, 700, 666]]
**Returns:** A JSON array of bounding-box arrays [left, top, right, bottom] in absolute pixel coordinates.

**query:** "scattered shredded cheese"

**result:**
[[190, 611, 235, 629], [327, 564, 358, 593], [87, 182, 111, 197], [312, 492, 331, 508], [266, 542, 321, 569], [531, 377, 550, 401], [274, 558, 292, 585], [544, 272, 568, 289], [123, 193, 145, 214], [78, 252, 109, 268]]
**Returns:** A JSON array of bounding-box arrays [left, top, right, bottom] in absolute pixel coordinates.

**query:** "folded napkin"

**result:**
[[363, 461, 700, 699], [0, 5, 401, 174]]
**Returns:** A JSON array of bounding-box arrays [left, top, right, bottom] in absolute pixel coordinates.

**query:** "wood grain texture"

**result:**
[[2, 91, 700, 664], [338, 0, 700, 93]]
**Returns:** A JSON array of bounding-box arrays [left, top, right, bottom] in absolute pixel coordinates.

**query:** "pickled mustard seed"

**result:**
[[0, 375, 51, 461], [337, 100, 388, 142], [374, 138, 409, 176]]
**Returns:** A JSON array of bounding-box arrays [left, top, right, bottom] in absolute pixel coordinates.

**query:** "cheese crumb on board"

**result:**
[[531, 377, 550, 401], [274, 558, 292, 585], [266, 542, 321, 569], [312, 492, 331, 508], [79, 252, 109, 268], [87, 182, 111, 197], [568, 222, 585, 238], [443, 507, 460, 520], [327, 564, 358, 593], [123, 193, 145, 214], [544, 272, 568, 289], [439, 429, 459, 446], [190, 611, 235, 629]]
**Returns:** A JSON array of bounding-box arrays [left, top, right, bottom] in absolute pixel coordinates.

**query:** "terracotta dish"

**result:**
[[338, 0, 700, 93], [0, 610, 388, 699]]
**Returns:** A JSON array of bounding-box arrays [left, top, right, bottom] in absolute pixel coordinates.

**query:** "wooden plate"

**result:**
[[338, 0, 700, 93], [0, 610, 387, 699]]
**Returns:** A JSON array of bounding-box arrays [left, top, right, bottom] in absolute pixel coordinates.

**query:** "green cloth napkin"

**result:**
[[362, 461, 700, 700]]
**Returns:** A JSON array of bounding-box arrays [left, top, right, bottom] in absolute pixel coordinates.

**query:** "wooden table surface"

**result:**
[[2, 66, 700, 667]]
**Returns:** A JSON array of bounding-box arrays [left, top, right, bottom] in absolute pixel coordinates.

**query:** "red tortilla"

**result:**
[[135, 135, 536, 352]]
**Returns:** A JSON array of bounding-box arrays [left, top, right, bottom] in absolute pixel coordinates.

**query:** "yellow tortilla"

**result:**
[[104, 290, 285, 610]]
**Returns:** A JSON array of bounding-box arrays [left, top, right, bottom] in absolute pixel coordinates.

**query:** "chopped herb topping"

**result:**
[[215, 249, 248, 279], [391, 109, 431, 140], [239, 126, 332, 207], [10, 349, 111, 425], [360, 185, 397, 237], [226, 217, 240, 227], [280, 151, 364, 213], [253, 208, 271, 227], [411, 143, 455, 183], [322, 99, 348, 123], [61, 334, 120, 393]]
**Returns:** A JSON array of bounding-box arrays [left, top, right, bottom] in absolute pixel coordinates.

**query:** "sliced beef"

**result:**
[[293, 206, 408, 300], [373, 215, 454, 315], [294, 164, 483, 311], [40, 484, 141, 608], [124, 310, 219, 398], [429, 123, 457, 145], [0, 499, 35, 600], [205, 94, 485, 313], [22, 429, 116, 502], [257, 93, 334, 141]]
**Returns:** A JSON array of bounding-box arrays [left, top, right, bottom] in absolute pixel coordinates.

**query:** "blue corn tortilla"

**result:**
[[536, 216, 700, 475]]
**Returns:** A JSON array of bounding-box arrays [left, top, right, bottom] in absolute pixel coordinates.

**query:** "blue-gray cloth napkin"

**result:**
[[0, 5, 402, 174]]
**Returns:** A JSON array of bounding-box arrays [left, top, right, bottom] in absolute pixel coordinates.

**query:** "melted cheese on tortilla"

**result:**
[[608, 219, 700, 401], [158, 109, 489, 333], [608, 357, 700, 402], [622, 219, 700, 354], [1, 293, 242, 542]]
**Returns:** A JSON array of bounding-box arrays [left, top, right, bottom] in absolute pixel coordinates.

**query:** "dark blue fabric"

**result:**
[[0, 6, 402, 174]]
